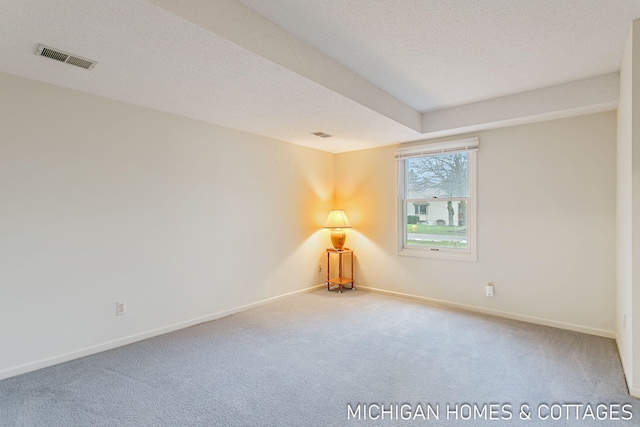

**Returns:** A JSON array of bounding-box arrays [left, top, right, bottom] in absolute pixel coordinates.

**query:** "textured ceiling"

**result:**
[[237, 0, 640, 111], [0, 0, 638, 153]]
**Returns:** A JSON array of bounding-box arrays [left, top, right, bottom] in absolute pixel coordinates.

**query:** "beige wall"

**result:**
[[337, 112, 617, 336], [0, 72, 334, 378], [617, 20, 634, 394], [617, 18, 640, 398], [0, 70, 620, 382]]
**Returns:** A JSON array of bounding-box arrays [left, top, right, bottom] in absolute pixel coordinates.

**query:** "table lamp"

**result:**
[[324, 210, 351, 250]]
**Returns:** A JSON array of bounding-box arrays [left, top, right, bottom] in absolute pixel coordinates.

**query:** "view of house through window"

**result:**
[[406, 153, 469, 248], [397, 138, 478, 260]]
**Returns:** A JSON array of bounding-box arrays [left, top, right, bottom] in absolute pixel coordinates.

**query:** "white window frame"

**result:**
[[396, 137, 478, 261]]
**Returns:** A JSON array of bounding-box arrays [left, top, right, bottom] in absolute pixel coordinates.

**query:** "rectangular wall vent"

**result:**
[[36, 44, 97, 70], [311, 131, 333, 138]]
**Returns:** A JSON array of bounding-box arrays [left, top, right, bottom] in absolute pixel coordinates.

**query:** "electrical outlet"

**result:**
[[116, 300, 127, 316], [318, 263, 322, 273], [486, 283, 494, 297]]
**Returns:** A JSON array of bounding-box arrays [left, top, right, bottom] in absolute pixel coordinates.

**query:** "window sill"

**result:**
[[398, 247, 477, 262]]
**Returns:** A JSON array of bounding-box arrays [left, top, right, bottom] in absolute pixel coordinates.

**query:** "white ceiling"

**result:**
[[0, 0, 639, 153], [237, 0, 639, 111]]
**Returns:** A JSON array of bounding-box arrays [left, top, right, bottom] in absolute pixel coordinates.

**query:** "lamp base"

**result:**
[[330, 229, 347, 250]]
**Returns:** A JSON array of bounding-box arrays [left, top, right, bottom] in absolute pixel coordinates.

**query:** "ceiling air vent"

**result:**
[[35, 44, 97, 70], [311, 131, 333, 138]]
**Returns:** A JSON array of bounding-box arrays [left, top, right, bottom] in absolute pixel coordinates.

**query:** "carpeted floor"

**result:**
[[0, 289, 637, 426]]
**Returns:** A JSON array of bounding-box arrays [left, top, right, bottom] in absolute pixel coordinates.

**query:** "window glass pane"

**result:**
[[407, 153, 468, 199], [405, 201, 468, 248]]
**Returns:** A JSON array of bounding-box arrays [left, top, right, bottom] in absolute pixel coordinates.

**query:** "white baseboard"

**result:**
[[357, 285, 615, 339], [0, 284, 325, 381], [615, 334, 639, 398]]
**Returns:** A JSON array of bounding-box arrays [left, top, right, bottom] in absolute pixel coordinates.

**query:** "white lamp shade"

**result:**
[[324, 210, 351, 229]]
